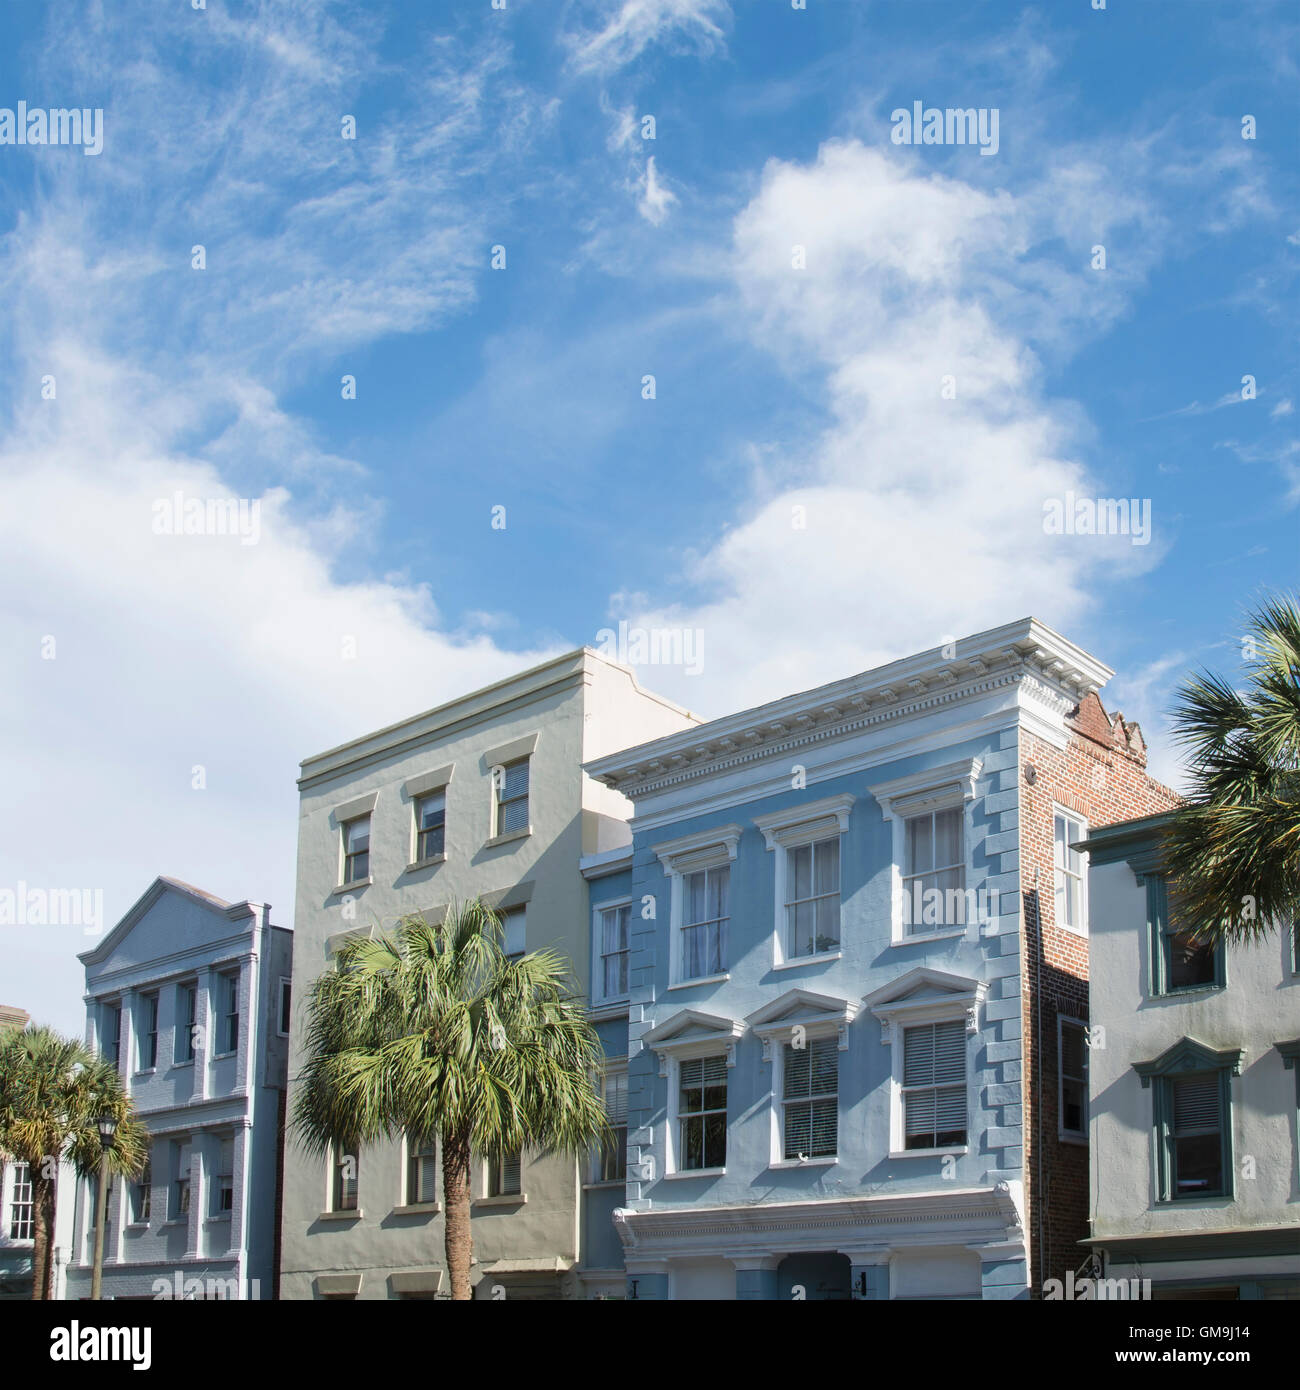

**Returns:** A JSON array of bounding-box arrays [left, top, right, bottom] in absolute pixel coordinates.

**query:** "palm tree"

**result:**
[[0, 1025, 147, 1299], [1165, 592, 1300, 947], [292, 900, 610, 1301]]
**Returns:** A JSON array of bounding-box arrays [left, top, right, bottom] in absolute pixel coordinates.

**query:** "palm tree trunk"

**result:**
[[43, 1179, 58, 1300], [30, 1170, 52, 1301], [441, 1132, 473, 1301]]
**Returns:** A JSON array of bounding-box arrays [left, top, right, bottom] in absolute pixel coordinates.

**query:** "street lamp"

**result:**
[[90, 1112, 116, 1301]]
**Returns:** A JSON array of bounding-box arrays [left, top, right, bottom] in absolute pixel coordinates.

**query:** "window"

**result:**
[[902, 1020, 967, 1149], [132, 1160, 151, 1224], [678, 1055, 727, 1170], [785, 837, 840, 958], [176, 983, 196, 1062], [1060, 1017, 1088, 1139], [1164, 1073, 1228, 1199], [598, 903, 631, 1000], [1151, 877, 1223, 995], [140, 992, 159, 1070], [495, 760, 530, 836], [332, 1146, 359, 1212], [278, 978, 291, 1037], [343, 814, 371, 884], [682, 865, 729, 980], [213, 1138, 234, 1216], [218, 971, 239, 1054], [599, 1069, 628, 1182], [487, 1151, 521, 1198], [782, 1038, 838, 1159], [8, 1161, 33, 1239], [103, 1003, 121, 1065], [502, 907, 526, 960], [406, 1135, 437, 1205], [902, 807, 965, 934], [1054, 810, 1087, 933], [172, 1143, 191, 1220], [415, 790, 446, 861]]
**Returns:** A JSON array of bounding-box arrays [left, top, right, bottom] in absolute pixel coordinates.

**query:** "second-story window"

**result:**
[[140, 992, 159, 1070], [678, 1055, 727, 1170], [332, 1145, 359, 1212], [902, 1020, 967, 1149], [502, 906, 526, 961], [487, 1151, 521, 1198], [406, 1135, 437, 1205], [176, 983, 196, 1063], [415, 791, 446, 861], [785, 837, 840, 958], [599, 903, 631, 999], [172, 1143, 191, 1220], [903, 808, 965, 934], [782, 1038, 838, 1160], [103, 1003, 121, 1066], [214, 1138, 234, 1215], [1054, 810, 1087, 932], [343, 814, 371, 884], [682, 866, 729, 980], [599, 1069, 628, 1182], [1165, 1073, 1227, 1198], [218, 972, 239, 1055], [495, 759, 530, 836], [132, 1159, 151, 1224]]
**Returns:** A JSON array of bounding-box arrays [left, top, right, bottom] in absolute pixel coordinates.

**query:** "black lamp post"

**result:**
[[90, 1112, 116, 1301]]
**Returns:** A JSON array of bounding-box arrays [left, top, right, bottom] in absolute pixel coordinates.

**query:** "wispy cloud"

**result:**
[[566, 0, 730, 75]]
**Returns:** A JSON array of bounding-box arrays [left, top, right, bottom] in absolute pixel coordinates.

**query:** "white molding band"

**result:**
[[745, 988, 859, 1059], [866, 756, 983, 822], [864, 967, 988, 1045], [642, 1008, 746, 1073], [651, 823, 743, 875], [752, 792, 856, 850]]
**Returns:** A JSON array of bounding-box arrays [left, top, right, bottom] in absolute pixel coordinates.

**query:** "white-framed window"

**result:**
[[494, 759, 530, 837], [867, 758, 982, 943], [176, 982, 197, 1062], [903, 808, 966, 935], [596, 901, 632, 1001], [213, 1137, 234, 1216], [487, 1151, 522, 1198], [1054, 808, 1088, 934], [677, 1055, 728, 1171], [406, 1134, 437, 1205], [277, 977, 291, 1037], [8, 1161, 34, 1239], [598, 1067, 628, 1182], [343, 814, 371, 884], [172, 1142, 191, 1220], [782, 1037, 838, 1159], [1059, 1016, 1088, 1140], [902, 1020, 967, 1150], [102, 1002, 121, 1066], [132, 1158, 151, 1225], [331, 1145, 359, 1212], [217, 970, 239, 1055], [502, 906, 526, 960], [681, 866, 729, 981], [415, 790, 446, 861], [139, 991, 159, 1070], [753, 794, 854, 965]]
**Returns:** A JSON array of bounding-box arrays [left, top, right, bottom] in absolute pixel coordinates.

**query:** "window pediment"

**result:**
[[642, 1008, 744, 1074], [746, 988, 858, 1059], [651, 825, 742, 876], [1134, 1037, 1244, 1088], [866, 756, 982, 822], [752, 793, 855, 851], [864, 966, 986, 1045]]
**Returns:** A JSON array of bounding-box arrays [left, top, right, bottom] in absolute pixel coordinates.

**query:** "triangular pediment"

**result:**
[[746, 988, 856, 1030], [642, 1008, 743, 1049], [1133, 1037, 1244, 1087], [863, 966, 982, 1014], [78, 876, 258, 969]]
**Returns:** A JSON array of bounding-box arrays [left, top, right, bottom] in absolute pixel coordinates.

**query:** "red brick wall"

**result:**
[[1018, 694, 1181, 1292]]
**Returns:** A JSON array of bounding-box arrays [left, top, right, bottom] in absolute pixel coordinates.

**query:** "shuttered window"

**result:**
[[496, 760, 530, 836], [903, 1020, 967, 1149], [600, 1070, 628, 1182], [679, 1055, 727, 1170], [782, 1037, 838, 1159], [406, 1135, 437, 1205], [488, 1151, 522, 1197], [1170, 1073, 1224, 1196]]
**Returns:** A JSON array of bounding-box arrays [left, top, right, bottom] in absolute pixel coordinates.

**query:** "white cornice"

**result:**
[[864, 966, 988, 1046], [650, 824, 742, 874], [866, 757, 983, 821], [642, 1008, 746, 1072], [746, 988, 860, 1058], [752, 793, 855, 850], [586, 618, 1110, 799]]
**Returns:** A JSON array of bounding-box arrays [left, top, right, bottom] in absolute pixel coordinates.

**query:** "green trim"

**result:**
[[1134, 1037, 1245, 1084], [1145, 873, 1225, 997], [1279, 1039, 1300, 1106], [1088, 1226, 1300, 1263], [1075, 812, 1174, 867], [1135, 1038, 1240, 1206]]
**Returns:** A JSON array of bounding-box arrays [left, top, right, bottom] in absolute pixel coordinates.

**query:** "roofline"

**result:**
[[78, 878, 274, 966], [1073, 810, 1175, 858], [297, 645, 700, 790], [587, 616, 1112, 789]]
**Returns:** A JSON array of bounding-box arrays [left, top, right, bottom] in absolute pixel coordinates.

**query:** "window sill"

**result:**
[[212, 1051, 236, 1061], [889, 1146, 968, 1159], [1150, 984, 1225, 1001], [405, 854, 446, 873], [1059, 1132, 1088, 1147], [588, 999, 630, 1021], [668, 973, 729, 991], [124, 1222, 149, 1231], [133, 1067, 156, 1078], [1060, 923, 1088, 938], [774, 951, 842, 970], [483, 827, 531, 849], [318, 1209, 363, 1222], [892, 928, 968, 946], [170, 1059, 194, 1070], [662, 1167, 726, 1180], [583, 1180, 626, 1191], [767, 1156, 838, 1169], [205, 1215, 232, 1224], [332, 877, 373, 895], [160, 1219, 186, 1228], [392, 1202, 441, 1216], [474, 1193, 526, 1207]]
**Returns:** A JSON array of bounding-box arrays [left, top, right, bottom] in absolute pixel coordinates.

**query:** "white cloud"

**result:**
[[567, 0, 730, 75], [639, 155, 678, 224]]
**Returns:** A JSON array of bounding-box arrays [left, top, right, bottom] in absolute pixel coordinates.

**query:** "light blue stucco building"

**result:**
[[585, 618, 1174, 1300]]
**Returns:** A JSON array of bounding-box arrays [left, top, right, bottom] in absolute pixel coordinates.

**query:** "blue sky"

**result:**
[[2, 0, 1296, 1033]]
